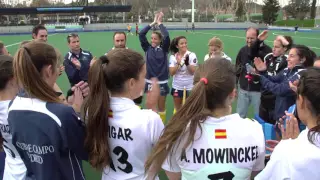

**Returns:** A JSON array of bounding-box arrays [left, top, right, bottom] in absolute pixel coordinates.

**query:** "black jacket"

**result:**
[[236, 41, 272, 92], [260, 53, 288, 108]]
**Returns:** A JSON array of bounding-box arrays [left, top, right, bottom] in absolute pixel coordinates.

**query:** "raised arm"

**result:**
[[249, 30, 272, 60], [139, 25, 151, 52], [139, 14, 158, 52], [157, 12, 170, 52]]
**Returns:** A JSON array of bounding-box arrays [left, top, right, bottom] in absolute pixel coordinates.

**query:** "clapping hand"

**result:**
[[71, 81, 89, 97], [281, 112, 300, 140], [184, 55, 190, 66], [157, 12, 164, 25], [289, 80, 299, 93], [254, 57, 267, 72], [72, 87, 84, 113], [71, 57, 81, 70]]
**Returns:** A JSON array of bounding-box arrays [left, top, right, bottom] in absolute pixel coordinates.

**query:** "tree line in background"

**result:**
[[262, 0, 317, 25], [0, 0, 318, 24]]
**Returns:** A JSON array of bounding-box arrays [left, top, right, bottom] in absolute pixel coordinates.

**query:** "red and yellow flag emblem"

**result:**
[[108, 109, 113, 118], [215, 129, 227, 139]]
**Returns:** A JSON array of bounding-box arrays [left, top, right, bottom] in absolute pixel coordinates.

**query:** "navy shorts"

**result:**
[[171, 88, 190, 98], [144, 82, 169, 96]]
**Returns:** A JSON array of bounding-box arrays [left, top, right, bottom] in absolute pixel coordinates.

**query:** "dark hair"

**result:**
[[169, 36, 187, 54], [13, 41, 60, 103], [297, 67, 320, 145], [32, 24, 47, 37], [292, 45, 317, 68], [283, 36, 293, 52], [145, 57, 236, 177], [113, 32, 126, 40], [0, 55, 13, 90], [83, 49, 145, 170], [67, 33, 79, 43], [246, 27, 259, 37]]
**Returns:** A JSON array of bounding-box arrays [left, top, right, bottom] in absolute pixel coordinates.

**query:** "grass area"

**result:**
[[2, 29, 320, 179], [274, 19, 315, 27]]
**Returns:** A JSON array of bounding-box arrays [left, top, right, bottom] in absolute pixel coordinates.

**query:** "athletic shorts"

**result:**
[[171, 88, 190, 98], [128, 29, 131, 32], [144, 82, 169, 96]]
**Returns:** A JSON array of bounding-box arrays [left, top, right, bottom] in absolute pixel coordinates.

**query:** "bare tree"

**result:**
[[148, 0, 158, 18]]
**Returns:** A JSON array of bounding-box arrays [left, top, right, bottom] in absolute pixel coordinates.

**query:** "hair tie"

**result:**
[[200, 78, 208, 85], [100, 55, 109, 65]]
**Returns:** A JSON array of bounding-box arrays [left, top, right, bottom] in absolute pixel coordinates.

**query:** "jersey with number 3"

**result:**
[[162, 114, 265, 180], [0, 100, 26, 180], [102, 97, 164, 180]]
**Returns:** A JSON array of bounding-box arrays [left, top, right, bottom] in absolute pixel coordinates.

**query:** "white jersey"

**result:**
[[204, 52, 232, 62], [0, 100, 26, 180], [102, 97, 164, 180], [255, 128, 320, 180], [162, 114, 265, 180], [169, 51, 198, 90]]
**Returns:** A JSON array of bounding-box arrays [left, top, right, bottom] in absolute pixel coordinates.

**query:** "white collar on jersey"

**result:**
[[175, 50, 191, 58], [110, 97, 135, 105]]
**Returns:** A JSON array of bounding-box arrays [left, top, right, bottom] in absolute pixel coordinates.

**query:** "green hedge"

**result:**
[[274, 19, 315, 27]]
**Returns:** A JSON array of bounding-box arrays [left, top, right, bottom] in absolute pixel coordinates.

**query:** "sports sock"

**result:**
[[158, 111, 166, 124]]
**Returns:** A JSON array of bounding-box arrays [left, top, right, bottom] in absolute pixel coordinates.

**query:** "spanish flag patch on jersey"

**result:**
[[108, 109, 113, 118], [215, 129, 227, 139]]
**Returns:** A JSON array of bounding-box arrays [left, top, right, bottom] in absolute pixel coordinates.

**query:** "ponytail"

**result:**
[[145, 58, 236, 177], [169, 38, 179, 54], [13, 42, 60, 103], [83, 55, 111, 170], [145, 80, 211, 178], [283, 36, 293, 51]]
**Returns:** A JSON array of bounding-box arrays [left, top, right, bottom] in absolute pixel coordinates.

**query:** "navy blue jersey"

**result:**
[[260, 65, 305, 120], [64, 49, 93, 86], [8, 91, 87, 180], [139, 24, 170, 83]]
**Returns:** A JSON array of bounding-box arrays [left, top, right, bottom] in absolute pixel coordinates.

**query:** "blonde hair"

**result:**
[[208, 37, 223, 49]]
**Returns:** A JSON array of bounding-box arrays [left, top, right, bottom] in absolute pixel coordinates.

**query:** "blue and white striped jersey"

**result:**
[[8, 91, 87, 180]]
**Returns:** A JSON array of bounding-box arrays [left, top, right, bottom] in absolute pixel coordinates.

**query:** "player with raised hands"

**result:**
[[145, 57, 265, 180], [83, 49, 164, 180], [256, 67, 320, 179], [169, 36, 198, 113], [139, 12, 170, 123], [0, 55, 26, 180], [249, 30, 293, 124], [8, 41, 87, 180]]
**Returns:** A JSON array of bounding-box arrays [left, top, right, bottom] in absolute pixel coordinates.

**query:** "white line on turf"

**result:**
[[5, 33, 58, 48], [193, 31, 320, 50]]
